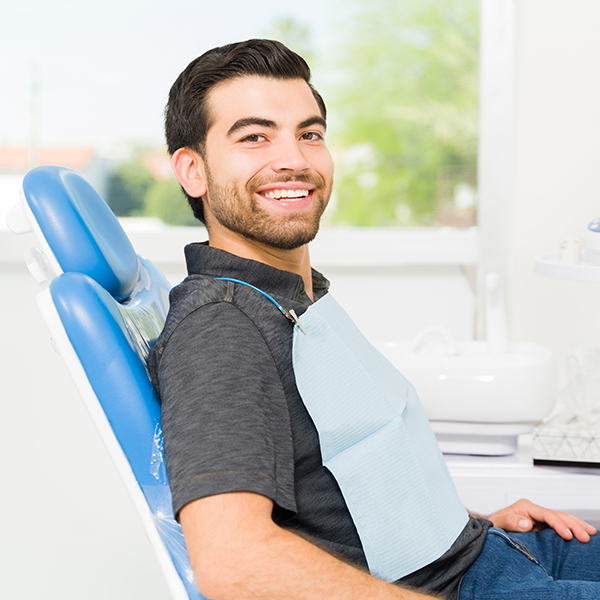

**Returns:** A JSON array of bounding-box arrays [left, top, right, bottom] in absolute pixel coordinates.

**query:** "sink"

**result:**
[[375, 339, 556, 424]]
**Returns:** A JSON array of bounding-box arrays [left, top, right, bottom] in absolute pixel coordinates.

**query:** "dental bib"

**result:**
[[214, 278, 468, 583], [292, 293, 468, 582]]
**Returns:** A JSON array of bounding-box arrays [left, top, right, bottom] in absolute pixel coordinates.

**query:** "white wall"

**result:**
[[508, 0, 600, 383], [0, 234, 183, 599]]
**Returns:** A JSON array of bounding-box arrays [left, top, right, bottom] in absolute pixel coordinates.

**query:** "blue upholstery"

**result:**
[[23, 166, 139, 301], [22, 166, 202, 599], [50, 261, 167, 491]]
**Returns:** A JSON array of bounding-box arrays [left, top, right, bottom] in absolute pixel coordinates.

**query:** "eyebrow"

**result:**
[[226, 115, 327, 137], [227, 118, 277, 136], [298, 116, 327, 131]]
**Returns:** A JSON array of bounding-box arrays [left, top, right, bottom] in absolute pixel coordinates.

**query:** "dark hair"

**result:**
[[165, 39, 326, 223]]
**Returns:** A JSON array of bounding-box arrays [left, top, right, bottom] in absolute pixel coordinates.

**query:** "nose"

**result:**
[[270, 137, 311, 173]]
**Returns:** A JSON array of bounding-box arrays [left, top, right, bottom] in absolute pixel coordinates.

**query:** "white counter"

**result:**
[[446, 445, 600, 526]]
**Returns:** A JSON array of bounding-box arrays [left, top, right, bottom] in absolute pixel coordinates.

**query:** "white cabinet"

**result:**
[[446, 445, 600, 526]]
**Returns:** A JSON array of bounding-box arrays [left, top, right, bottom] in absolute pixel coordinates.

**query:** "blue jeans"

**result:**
[[459, 527, 600, 599]]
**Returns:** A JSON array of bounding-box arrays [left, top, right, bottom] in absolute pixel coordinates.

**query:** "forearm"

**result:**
[[181, 493, 443, 600], [207, 527, 442, 600]]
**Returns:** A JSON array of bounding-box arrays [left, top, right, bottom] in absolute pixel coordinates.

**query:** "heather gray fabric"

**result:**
[[148, 242, 490, 599], [149, 244, 365, 564]]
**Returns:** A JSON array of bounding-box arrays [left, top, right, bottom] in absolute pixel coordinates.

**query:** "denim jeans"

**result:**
[[459, 527, 600, 599]]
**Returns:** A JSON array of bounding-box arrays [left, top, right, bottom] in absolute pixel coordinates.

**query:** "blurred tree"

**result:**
[[143, 178, 198, 226], [265, 16, 315, 65], [327, 0, 479, 227], [105, 161, 154, 216]]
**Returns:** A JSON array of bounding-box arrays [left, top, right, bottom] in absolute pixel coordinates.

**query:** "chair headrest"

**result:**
[[23, 165, 140, 302]]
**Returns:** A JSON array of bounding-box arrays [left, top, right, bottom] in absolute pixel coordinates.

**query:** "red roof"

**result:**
[[0, 146, 95, 172]]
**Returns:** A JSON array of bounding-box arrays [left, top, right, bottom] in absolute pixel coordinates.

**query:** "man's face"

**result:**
[[200, 76, 334, 251]]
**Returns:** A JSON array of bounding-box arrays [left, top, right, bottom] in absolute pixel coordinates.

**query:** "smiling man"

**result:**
[[149, 40, 600, 600], [169, 74, 333, 295]]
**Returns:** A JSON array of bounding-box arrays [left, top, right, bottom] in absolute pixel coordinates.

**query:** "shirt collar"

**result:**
[[184, 242, 329, 303]]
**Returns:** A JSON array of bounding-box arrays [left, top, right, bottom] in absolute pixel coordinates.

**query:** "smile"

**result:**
[[261, 188, 310, 201]]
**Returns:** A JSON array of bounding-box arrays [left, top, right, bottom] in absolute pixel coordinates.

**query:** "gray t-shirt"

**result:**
[[148, 243, 490, 599]]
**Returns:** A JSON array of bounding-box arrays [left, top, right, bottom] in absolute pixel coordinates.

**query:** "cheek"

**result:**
[[223, 153, 269, 186], [318, 150, 335, 182], [323, 152, 334, 181]]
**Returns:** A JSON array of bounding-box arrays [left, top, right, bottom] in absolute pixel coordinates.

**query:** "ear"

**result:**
[[171, 148, 208, 197]]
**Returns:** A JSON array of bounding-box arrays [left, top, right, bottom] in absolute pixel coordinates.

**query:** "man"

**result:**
[[149, 39, 599, 599]]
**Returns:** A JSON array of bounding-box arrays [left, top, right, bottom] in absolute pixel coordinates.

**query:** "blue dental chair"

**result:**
[[7, 165, 204, 600]]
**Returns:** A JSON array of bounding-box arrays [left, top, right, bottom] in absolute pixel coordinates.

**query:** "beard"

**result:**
[[204, 167, 332, 251]]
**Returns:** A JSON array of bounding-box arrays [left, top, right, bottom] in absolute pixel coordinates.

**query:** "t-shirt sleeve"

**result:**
[[155, 301, 297, 519]]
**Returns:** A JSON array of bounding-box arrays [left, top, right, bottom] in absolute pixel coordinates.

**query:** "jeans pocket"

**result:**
[[488, 528, 542, 567]]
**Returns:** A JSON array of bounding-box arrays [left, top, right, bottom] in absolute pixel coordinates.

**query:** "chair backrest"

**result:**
[[8, 165, 203, 600]]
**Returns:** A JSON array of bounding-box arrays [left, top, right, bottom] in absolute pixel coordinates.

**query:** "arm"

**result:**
[[180, 491, 444, 600], [479, 499, 597, 542]]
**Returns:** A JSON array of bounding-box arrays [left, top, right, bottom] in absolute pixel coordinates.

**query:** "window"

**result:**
[[318, 0, 480, 229]]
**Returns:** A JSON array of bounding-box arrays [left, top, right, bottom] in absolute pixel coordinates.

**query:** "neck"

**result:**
[[208, 228, 315, 301]]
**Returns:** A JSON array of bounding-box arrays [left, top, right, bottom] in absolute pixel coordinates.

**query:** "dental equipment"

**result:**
[[376, 273, 556, 456], [532, 217, 600, 467]]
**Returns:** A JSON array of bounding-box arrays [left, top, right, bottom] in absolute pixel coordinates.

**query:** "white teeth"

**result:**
[[263, 188, 309, 200]]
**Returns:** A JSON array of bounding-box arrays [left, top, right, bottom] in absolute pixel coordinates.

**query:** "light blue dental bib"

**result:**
[[292, 293, 468, 582]]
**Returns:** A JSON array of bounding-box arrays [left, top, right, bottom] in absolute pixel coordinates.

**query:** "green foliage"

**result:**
[[105, 161, 154, 216], [327, 0, 479, 226], [103, 155, 199, 226], [143, 178, 198, 226], [264, 17, 315, 65]]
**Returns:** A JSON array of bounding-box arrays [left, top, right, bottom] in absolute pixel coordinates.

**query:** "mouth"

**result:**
[[252, 178, 324, 212], [259, 188, 311, 202]]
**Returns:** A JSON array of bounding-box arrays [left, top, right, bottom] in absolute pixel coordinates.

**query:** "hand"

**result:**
[[487, 499, 597, 543]]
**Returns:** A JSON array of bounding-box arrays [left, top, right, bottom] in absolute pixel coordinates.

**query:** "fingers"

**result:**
[[492, 512, 533, 533], [504, 499, 597, 543], [487, 499, 536, 531], [546, 511, 596, 543]]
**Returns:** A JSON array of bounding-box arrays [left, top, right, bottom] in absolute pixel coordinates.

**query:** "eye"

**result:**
[[300, 131, 324, 142], [240, 133, 266, 143]]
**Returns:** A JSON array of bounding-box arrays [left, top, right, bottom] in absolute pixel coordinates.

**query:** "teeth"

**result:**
[[263, 188, 309, 200]]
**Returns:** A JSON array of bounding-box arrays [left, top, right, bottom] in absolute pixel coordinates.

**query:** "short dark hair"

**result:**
[[165, 39, 327, 224]]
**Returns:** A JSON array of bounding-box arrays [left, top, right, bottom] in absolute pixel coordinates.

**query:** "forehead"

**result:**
[[205, 76, 324, 135]]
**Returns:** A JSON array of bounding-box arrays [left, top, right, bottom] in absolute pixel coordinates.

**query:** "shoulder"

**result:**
[[152, 297, 274, 388], [149, 276, 250, 381], [156, 275, 291, 351], [148, 274, 298, 393], [162, 275, 231, 337]]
